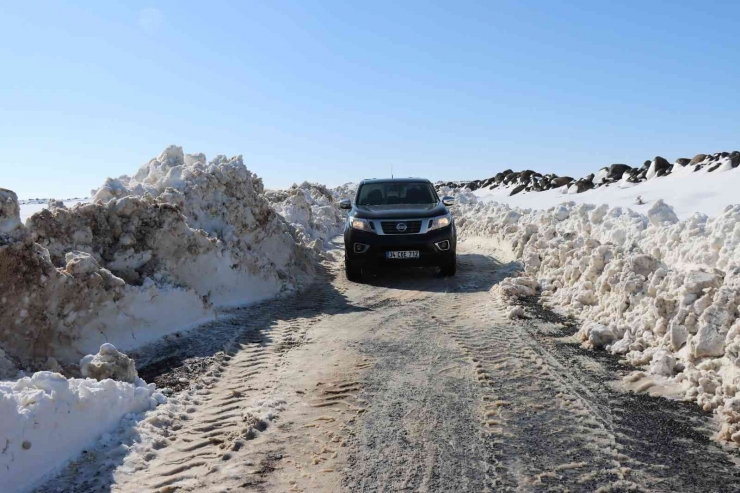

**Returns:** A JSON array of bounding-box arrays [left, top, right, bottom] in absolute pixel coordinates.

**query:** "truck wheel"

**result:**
[[345, 260, 363, 282], [439, 256, 457, 277]]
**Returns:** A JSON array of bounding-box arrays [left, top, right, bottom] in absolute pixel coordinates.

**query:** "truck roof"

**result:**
[[359, 177, 432, 185]]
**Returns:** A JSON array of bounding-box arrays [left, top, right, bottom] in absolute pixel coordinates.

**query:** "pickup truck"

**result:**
[[339, 178, 456, 281]]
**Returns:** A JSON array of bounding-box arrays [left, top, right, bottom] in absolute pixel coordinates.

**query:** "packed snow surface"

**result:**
[[0, 345, 165, 493]]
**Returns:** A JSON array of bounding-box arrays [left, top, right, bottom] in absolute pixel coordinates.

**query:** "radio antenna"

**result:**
[[391, 163, 394, 178]]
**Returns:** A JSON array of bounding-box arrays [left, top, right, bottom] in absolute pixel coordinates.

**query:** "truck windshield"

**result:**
[[356, 182, 438, 206]]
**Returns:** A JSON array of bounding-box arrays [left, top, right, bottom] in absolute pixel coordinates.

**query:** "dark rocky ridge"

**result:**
[[437, 151, 740, 196]]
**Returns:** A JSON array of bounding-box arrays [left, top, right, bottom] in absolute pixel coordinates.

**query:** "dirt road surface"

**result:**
[[36, 239, 740, 492]]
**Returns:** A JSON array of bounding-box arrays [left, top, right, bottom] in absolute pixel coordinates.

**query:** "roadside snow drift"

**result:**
[[265, 182, 350, 253], [0, 345, 165, 493], [455, 193, 740, 442], [1, 146, 320, 372]]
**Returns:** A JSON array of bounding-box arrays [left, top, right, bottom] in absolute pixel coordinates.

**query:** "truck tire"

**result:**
[[439, 255, 457, 277], [345, 259, 363, 282]]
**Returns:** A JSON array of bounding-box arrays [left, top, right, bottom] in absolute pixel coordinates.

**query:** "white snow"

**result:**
[[265, 182, 352, 253], [2, 146, 321, 372], [0, 361, 165, 493], [471, 164, 740, 220], [454, 187, 740, 442]]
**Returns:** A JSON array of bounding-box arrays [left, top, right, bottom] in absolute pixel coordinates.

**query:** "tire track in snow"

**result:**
[[435, 289, 637, 491]]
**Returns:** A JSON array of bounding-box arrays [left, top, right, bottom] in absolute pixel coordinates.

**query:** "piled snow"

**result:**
[[330, 182, 359, 203], [455, 195, 740, 442], [1, 146, 319, 370], [0, 362, 164, 492], [265, 182, 348, 252]]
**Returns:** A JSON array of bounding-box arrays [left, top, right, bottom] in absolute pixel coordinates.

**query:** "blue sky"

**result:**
[[2, 1, 739, 199]]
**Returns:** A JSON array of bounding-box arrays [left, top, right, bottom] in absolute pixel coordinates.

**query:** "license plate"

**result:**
[[386, 251, 419, 259]]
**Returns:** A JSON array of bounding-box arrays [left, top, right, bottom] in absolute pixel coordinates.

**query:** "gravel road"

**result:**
[[36, 239, 740, 493]]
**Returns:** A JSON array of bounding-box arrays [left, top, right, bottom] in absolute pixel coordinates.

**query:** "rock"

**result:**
[[550, 177, 573, 188], [520, 170, 535, 180], [608, 164, 632, 180], [676, 158, 691, 166], [503, 172, 518, 185], [509, 184, 526, 196], [689, 154, 707, 165], [572, 180, 594, 193], [80, 343, 138, 383], [646, 156, 671, 180], [654, 156, 670, 169]]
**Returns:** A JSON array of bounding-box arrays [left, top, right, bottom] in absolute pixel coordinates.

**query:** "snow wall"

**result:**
[[0, 146, 321, 376], [448, 186, 740, 442]]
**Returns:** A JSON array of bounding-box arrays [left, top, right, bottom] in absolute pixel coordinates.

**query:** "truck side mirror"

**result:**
[[339, 199, 352, 210], [442, 196, 455, 206]]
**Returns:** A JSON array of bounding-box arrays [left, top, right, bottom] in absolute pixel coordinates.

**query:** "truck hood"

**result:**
[[352, 203, 447, 219]]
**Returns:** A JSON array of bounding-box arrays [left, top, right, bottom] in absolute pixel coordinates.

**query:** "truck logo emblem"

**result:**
[[396, 223, 407, 232]]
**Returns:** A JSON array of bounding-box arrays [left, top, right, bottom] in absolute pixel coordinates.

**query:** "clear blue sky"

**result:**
[[2, 1, 739, 199]]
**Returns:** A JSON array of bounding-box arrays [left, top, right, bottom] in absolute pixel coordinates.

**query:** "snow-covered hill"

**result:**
[[439, 151, 740, 219], [442, 151, 740, 445]]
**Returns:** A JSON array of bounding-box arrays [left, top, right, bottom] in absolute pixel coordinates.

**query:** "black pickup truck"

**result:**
[[339, 178, 457, 281]]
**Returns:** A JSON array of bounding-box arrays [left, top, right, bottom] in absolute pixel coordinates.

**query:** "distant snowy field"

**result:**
[[19, 199, 88, 222], [472, 164, 740, 219]]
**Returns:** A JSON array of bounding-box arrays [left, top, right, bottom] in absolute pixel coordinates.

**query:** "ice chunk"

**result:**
[[647, 199, 679, 226], [80, 344, 138, 383]]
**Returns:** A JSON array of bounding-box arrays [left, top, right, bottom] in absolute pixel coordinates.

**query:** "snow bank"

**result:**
[[0, 349, 165, 493], [1, 146, 319, 371], [265, 182, 349, 252], [455, 194, 740, 441]]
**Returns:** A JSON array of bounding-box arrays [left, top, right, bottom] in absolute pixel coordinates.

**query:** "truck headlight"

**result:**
[[349, 216, 374, 232], [428, 214, 452, 231]]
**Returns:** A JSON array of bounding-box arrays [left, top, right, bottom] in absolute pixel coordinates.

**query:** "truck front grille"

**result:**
[[380, 220, 422, 234]]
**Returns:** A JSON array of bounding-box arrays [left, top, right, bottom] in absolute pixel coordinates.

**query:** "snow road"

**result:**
[[33, 240, 740, 493]]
